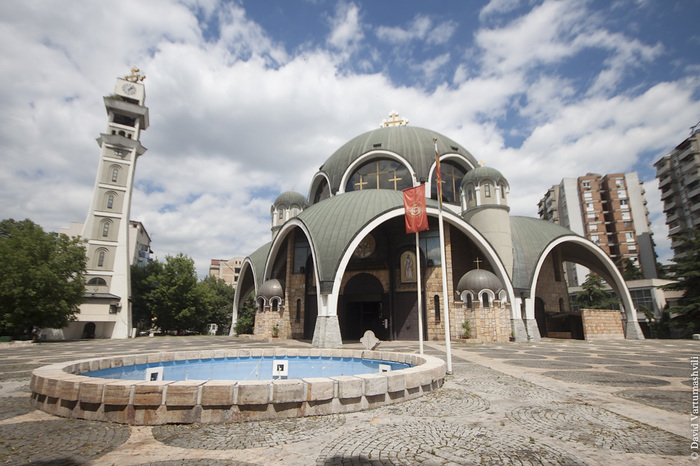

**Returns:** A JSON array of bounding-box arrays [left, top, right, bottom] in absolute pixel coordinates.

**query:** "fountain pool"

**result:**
[[31, 348, 446, 425]]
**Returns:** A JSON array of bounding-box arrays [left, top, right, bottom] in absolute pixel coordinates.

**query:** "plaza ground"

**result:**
[[0, 336, 697, 465]]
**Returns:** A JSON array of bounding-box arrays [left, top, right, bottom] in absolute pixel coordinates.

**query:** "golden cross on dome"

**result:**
[[125, 66, 146, 83], [474, 257, 482, 269], [380, 110, 409, 127], [479, 160, 486, 167]]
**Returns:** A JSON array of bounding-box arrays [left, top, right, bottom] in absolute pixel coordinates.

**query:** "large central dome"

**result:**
[[309, 126, 479, 203]]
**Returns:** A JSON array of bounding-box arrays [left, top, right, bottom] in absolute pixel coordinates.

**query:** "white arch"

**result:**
[[337, 150, 417, 194], [264, 219, 323, 306], [528, 235, 641, 336], [327, 206, 515, 318], [308, 171, 332, 201], [229, 257, 257, 335], [426, 154, 476, 197]]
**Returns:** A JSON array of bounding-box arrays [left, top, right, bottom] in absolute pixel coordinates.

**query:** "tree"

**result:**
[[198, 275, 235, 334], [663, 228, 700, 334], [146, 254, 208, 333], [130, 260, 163, 330], [234, 292, 256, 335], [575, 273, 619, 310], [0, 219, 86, 335], [615, 257, 643, 281]]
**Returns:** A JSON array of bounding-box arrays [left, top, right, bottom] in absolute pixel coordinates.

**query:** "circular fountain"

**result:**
[[30, 347, 446, 425]]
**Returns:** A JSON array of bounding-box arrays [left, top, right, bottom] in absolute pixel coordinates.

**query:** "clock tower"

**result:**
[[77, 67, 149, 339]]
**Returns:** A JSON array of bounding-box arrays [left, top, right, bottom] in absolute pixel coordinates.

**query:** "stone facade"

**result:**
[[581, 309, 625, 341], [456, 301, 511, 342]]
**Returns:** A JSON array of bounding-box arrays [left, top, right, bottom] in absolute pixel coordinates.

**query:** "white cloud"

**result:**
[[479, 0, 522, 21], [1, 0, 698, 277], [326, 1, 364, 53]]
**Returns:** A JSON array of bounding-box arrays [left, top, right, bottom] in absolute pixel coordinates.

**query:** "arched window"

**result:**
[[97, 250, 106, 267], [482, 292, 490, 308], [110, 166, 119, 182], [434, 295, 440, 322], [466, 294, 472, 308], [313, 179, 330, 203], [87, 277, 107, 286], [431, 161, 468, 204], [467, 187, 473, 201], [101, 220, 111, 238], [346, 158, 411, 192], [271, 298, 279, 313], [107, 193, 115, 209], [484, 183, 491, 198], [296, 299, 301, 322]]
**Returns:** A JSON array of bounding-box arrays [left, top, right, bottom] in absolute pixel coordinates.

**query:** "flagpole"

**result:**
[[434, 138, 453, 375], [415, 230, 424, 355]]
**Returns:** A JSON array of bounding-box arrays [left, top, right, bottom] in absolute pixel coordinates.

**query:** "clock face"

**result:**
[[122, 83, 137, 95], [353, 234, 376, 259]]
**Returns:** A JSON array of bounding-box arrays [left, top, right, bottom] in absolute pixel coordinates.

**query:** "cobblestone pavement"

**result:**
[[0, 336, 697, 465]]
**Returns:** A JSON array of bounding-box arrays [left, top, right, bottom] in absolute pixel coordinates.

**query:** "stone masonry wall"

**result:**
[[456, 302, 512, 342], [581, 309, 625, 341]]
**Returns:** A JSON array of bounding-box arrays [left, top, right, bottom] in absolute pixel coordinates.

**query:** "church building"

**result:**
[[231, 113, 645, 347]]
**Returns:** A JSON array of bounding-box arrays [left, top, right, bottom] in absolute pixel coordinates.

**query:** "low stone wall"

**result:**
[[30, 348, 446, 425], [581, 309, 625, 341]]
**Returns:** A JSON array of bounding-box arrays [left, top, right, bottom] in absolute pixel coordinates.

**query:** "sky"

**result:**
[[1, 0, 699, 277]]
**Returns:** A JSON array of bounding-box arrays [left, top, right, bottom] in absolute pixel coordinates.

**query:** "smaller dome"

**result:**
[[258, 279, 284, 301], [274, 191, 309, 209], [460, 166, 508, 190], [457, 269, 503, 293]]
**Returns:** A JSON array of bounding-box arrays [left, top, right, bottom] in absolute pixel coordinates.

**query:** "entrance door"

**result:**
[[340, 274, 387, 341], [394, 292, 425, 340]]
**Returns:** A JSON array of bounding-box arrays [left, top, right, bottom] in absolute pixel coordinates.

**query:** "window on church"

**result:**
[[431, 161, 468, 204], [500, 185, 505, 199], [466, 294, 472, 308], [484, 183, 491, 198], [278, 210, 284, 220], [313, 180, 331, 203], [293, 235, 311, 274], [419, 231, 441, 267], [102, 222, 110, 237], [87, 277, 107, 286], [107, 194, 114, 209], [482, 292, 490, 307], [434, 295, 440, 322], [345, 158, 411, 192], [97, 250, 105, 267], [467, 187, 473, 201], [111, 167, 119, 182]]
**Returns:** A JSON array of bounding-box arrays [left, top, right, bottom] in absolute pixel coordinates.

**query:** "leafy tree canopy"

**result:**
[[575, 273, 620, 310], [131, 254, 236, 334], [233, 292, 256, 335], [615, 257, 643, 281], [0, 218, 86, 335]]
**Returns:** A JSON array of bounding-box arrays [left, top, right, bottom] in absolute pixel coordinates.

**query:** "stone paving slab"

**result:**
[[0, 336, 697, 464]]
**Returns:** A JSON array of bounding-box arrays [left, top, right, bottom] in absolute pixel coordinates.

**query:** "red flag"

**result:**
[[403, 185, 429, 234]]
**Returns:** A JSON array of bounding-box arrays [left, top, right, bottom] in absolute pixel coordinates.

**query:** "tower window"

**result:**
[[467, 187, 473, 201], [111, 167, 119, 182], [97, 250, 105, 267], [102, 222, 110, 237], [484, 183, 491, 198], [107, 194, 114, 209]]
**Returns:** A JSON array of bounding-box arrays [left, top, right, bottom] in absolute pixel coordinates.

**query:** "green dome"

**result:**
[[318, 126, 478, 193], [460, 166, 508, 189], [274, 191, 309, 208]]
